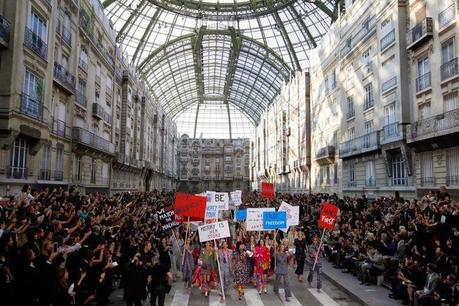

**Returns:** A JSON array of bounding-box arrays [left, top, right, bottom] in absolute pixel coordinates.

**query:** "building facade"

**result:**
[[406, 0, 459, 198], [0, 0, 177, 195], [251, 71, 311, 194], [177, 135, 250, 193]]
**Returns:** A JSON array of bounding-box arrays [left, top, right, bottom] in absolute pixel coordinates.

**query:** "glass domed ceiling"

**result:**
[[103, 0, 339, 138]]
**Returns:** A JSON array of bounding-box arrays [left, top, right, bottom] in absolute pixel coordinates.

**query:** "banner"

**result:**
[[156, 206, 180, 232], [205, 191, 215, 204], [213, 192, 229, 210], [246, 208, 275, 231], [230, 190, 242, 206], [278, 201, 300, 227], [198, 221, 231, 242], [173, 193, 207, 220], [262, 211, 287, 230], [318, 202, 339, 231], [204, 203, 219, 224], [235, 209, 247, 221], [174, 215, 202, 223], [261, 182, 275, 199]]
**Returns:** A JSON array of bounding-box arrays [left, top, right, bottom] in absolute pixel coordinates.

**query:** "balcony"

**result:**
[[439, 3, 455, 29], [346, 108, 355, 120], [21, 93, 44, 121], [40, 169, 51, 180], [441, 57, 458, 82], [406, 17, 433, 50], [72, 127, 115, 155], [363, 98, 374, 111], [53, 62, 75, 93], [49, 118, 71, 139], [0, 15, 11, 48], [62, 25, 72, 46], [381, 122, 403, 144], [315, 145, 336, 165], [409, 108, 459, 142], [7, 166, 28, 179], [391, 176, 408, 186], [420, 177, 436, 187], [24, 27, 48, 61], [76, 90, 87, 108], [447, 175, 459, 186], [380, 29, 395, 52], [95, 74, 101, 85], [381, 76, 397, 94], [79, 9, 93, 37], [365, 177, 376, 187], [54, 170, 63, 181], [339, 131, 380, 158], [92, 103, 104, 120], [416, 72, 431, 92], [79, 58, 88, 72]]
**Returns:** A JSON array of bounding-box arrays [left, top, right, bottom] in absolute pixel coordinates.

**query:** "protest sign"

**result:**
[[156, 206, 180, 232], [246, 208, 275, 231], [204, 203, 219, 224], [261, 182, 275, 199], [213, 192, 229, 210], [318, 202, 339, 231], [230, 190, 242, 206], [173, 193, 207, 220], [198, 221, 230, 242], [278, 201, 300, 227], [262, 211, 287, 230], [235, 209, 247, 221]]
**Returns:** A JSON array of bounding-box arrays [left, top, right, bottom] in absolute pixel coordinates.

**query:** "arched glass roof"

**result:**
[[103, 0, 338, 136]]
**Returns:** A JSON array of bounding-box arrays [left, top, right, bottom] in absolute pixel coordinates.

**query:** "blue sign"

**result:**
[[262, 211, 287, 230], [235, 209, 247, 221]]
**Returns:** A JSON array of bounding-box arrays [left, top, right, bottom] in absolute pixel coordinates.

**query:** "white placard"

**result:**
[[198, 221, 231, 242], [205, 191, 215, 204], [246, 208, 276, 231], [204, 203, 219, 224], [230, 190, 242, 206], [213, 192, 229, 210], [278, 201, 300, 232]]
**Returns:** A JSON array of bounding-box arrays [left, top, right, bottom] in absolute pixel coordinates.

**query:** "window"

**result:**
[[444, 92, 459, 111], [391, 152, 408, 185], [79, 47, 88, 69], [74, 155, 82, 182], [42, 144, 51, 180], [417, 57, 430, 91], [441, 40, 454, 64], [418, 102, 431, 120], [346, 96, 355, 118], [91, 158, 97, 184], [420, 152, 433, 185], [364, 83, 374, 110], [384, 103, 398, 138], [349, 162, 356, 186], [23, 70, 43, 119], [447, 148, 459, 185], [10, 138, 28, 179], [55, 147, 63, 180], [363, 120, 374, 148], [102, 162, 109, 184], [30, 11, 47, 41], [362, 48, 371, 64], [365, 160, 375, 186]]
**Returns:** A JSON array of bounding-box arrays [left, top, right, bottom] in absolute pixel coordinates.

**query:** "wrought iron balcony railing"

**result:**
[[439, 3, 455, 28], [380, 29, 395, 51], [407, 17, 433, 49], [76, 90, 87, 108], [40, 169, 51, 180], [381, 122, 401, 142], [0, 15, 11, 48], [8, 166, 28, 179], [54, 170, 64, 181], [416, 72, 431, 92], [72, 127, 115, 155], [24, 27, 48, 60], [441, 57, 458, 81], [54, 62, 75, 91], [21, 93, 44, 121], [410, 108, 459, 139], [381, 76, 397, 94], [339, 131, 380, 157]]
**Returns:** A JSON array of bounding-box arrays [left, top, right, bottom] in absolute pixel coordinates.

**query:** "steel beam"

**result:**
[[272, 11, 302, 71], [116, 0, 147, 43], [288, 5, 317, 48], [132, 8, 162, 65]]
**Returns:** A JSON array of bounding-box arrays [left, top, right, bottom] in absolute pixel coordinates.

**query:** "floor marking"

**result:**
[[210, 290, 226, 306], [171, 288, 191, 306], [307, 288, 340, 306], [279, 289, 302, 306], [244, 289, 264, 306]]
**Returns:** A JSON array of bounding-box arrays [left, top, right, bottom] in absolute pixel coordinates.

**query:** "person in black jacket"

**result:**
[[149, 255, 172, 306], [54, 268, 72, 306], [124, 253, 148, 306]]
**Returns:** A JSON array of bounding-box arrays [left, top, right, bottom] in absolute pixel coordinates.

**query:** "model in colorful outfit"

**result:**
[[199, 241, 217, 297], [232, 242, 252, 300], [181, 238, 194, 292], [254, 239, 271, 294], [218, 240, 233, 302]]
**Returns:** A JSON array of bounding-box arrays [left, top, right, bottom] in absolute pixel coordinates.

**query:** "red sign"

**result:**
[[261, 182, 275, 199], [174, 214, 203, 223], [173, 193, 207, 220], [318, 202, 339, 231]]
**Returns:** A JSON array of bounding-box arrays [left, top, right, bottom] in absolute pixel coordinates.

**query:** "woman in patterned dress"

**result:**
[[199, 241, 217, 297], [232, 242, 252, 300], [254, 239, 271, 294]]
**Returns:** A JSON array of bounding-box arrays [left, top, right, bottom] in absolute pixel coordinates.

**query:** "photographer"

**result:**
[[124, 253, 148, 306]]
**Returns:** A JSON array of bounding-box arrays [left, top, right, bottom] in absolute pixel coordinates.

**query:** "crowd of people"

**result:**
[[0, 184, 458, 306]]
